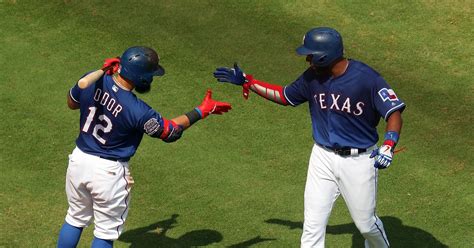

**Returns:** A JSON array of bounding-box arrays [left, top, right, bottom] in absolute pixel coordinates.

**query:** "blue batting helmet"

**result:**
[[119, 46, 165, 88], [296, 27, 343, 67]]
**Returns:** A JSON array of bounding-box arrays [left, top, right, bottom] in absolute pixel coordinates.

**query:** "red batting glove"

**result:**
[[102, 57, 120, 75], [196, 89, 232, 118]]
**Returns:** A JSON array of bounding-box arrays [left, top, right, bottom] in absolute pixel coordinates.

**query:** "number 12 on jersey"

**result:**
[[82, 107, 113, 144]]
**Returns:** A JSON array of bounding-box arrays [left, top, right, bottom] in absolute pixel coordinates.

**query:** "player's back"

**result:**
[[73, 74, 153, 161]]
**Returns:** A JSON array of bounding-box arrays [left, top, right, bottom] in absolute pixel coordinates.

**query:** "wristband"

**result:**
[[383, 131, 399, 148], [384, 131, 399, 143], [185, 108, 202, 125]]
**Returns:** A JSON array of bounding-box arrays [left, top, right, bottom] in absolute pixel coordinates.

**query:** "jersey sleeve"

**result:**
[[69, 83, 81, 104], [373, 76, 406, 120], [283, 75, 309, 106], [137, 108, 162, 135]]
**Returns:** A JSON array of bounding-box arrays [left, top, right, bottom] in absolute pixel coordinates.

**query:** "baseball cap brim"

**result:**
[[296, 45, 316, 55], [153, 64, 165, 76]]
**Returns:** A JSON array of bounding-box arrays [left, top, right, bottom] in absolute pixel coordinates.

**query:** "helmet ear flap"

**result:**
[[312, 54, 328, 65]]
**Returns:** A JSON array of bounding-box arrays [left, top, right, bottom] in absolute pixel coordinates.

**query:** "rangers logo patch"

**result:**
[[378, 88, 399, 102]]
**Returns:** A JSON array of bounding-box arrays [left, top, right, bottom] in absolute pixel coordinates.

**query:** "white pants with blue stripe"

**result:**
[[301, 144, 389, 248], [64, 147, 132, 240]]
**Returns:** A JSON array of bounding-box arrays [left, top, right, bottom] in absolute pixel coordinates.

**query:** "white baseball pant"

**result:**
[[64, 147, 132, 240], [301, 144, 389, 248]]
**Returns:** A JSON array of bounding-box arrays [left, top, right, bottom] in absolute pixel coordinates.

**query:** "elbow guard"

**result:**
[[242, 75, 288, 105], [145, 117, 183, 142], [159, 119, 183, 143]]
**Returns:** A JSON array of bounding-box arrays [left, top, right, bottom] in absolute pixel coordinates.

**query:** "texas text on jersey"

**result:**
[[284, 59, 406, 149]]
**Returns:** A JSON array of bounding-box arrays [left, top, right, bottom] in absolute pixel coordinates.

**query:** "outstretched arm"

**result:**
[[213, 63, 289, 106], [169, 89, 232, 129], [145, 89, 232, 143], [242, 75, 288, 105]]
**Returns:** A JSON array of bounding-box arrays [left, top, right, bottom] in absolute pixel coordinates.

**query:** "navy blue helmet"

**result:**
[[296, 27, 343, 67], [119, 46, 165, 89]]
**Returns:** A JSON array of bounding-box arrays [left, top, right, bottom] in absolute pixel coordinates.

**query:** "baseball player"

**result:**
[[57, 46, 232, 248], [213, 27, 405, 247]]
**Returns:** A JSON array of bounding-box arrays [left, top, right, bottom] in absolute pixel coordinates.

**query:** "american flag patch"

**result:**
[[378, 88, 399, 102]]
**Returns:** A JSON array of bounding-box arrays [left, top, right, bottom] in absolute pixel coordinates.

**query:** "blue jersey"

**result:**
[[69, 73, 165, 161], [283, 59, 405, 149]]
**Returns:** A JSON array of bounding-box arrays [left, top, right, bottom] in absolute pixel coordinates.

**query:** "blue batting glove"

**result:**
[[370, 145, 394, 169], [213, 62, 246, 86]]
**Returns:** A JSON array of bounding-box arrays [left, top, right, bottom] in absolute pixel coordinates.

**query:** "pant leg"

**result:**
[[301, 144, 340, 248], [337, 150, 389, 248], [91, 160, 132, 241], [65, 150, 94, 228], [363, 216, 388, 248]]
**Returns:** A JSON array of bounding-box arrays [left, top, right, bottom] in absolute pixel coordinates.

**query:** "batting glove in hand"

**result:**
[[370, 131, 399, 169], [213, 63, 246, 86], [370, 144, 394, 169], [196, 89, 232, 119], [102, 57, 120, 75]]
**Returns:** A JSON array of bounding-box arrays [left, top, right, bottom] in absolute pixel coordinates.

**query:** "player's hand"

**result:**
[[370, 144, 394, 169], [196, 89, 232, 118], [102, 57, 120, 75], [213, 62, 246, 86]]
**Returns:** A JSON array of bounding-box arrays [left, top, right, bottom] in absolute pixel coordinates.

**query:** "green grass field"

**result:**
[[1, 0, 473, 247]]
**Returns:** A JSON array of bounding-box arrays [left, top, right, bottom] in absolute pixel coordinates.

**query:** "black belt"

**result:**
[[324, 146, 367, 156], [99, 156, 129, 162]]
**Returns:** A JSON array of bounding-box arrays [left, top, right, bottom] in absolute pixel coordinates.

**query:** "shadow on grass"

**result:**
[[119, 214, 223, 247], [226, 236, 276, 247], [266, 216, 448, 247]]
